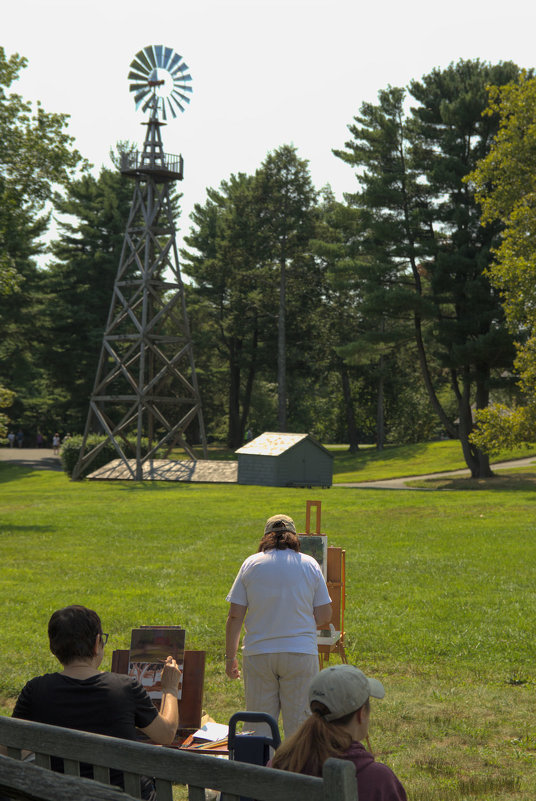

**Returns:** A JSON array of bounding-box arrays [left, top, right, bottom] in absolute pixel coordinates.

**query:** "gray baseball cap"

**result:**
[[264, 514, 297, 535], [309, 664, 385, 721]]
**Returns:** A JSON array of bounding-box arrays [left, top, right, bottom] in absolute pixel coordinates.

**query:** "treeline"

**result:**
[[0, 50, 528, 475]]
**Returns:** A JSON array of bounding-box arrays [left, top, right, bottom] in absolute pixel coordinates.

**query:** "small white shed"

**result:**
[[235, 432, 333, 487]]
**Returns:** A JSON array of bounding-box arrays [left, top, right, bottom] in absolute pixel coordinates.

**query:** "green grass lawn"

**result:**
[[1, 461, 536, 800]]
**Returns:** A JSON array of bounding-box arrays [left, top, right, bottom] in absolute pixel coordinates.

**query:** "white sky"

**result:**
[[4, 0, 536, 247]]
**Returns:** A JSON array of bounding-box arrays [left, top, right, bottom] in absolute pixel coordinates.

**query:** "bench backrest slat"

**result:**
[[188, 785, 209, 801], [123, 770, 142, 798], [94, 764, 111, 785], [35, 752, 51, 769], [63, 756, 80, 776], [155, 776, 174, 801]]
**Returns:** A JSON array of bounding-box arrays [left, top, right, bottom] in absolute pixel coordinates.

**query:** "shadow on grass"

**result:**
[[113, 481, 198, 492], [0, 524, 56, 532], [331, 442, 431, 475], [0, 464, 40, 483], [407, 471, 536, 491]]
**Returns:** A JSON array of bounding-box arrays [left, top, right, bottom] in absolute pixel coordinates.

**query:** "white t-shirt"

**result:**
[[226, 548, 331, 656]]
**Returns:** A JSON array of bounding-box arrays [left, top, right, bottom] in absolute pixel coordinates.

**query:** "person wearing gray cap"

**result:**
[[271, 664, 407, 800], [225, 514, 332, 737]]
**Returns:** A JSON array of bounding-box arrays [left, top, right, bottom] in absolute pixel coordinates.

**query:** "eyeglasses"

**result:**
[[100, 633, 109, 645]]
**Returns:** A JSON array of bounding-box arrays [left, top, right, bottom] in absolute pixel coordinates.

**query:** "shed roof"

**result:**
[[235, 432, 332, 457]]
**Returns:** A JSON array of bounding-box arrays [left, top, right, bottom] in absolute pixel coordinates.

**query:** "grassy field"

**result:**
[[1, 455, 536, 800]]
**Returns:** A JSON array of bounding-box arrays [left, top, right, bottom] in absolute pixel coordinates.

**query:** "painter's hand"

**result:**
[[161, 656, 181, 694], [225, 656, 241, 680]]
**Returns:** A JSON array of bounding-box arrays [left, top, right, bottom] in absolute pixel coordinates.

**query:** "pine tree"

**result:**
[[255, 145, 318, 431]]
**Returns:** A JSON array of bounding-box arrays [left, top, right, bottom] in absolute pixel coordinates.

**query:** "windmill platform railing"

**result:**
[[120, 150, 184, 181]]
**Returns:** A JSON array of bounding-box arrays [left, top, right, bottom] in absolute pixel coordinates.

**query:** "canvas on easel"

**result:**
[[128, 626, 185, 700], [298, 534, 328, 579]]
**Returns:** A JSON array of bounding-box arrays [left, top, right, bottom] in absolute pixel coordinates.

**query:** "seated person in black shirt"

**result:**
[[4, 605, 181, 800]]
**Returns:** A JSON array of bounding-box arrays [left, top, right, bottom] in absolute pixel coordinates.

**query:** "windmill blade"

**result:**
[[169, 93, 185, 114], [174, 75, 192, 88], [166, 97, 178, 119], [162, 47, 174, 71], [171, 62, 190, 78], [134, 88, 151, 105], [145, 45, 158, 69], [174, 84, 193, 96], [154, 45, 164, 67], [129, 81, 152, 92], [168, 52, 183, 72], [171, 89, 190, 106], [128, 68, 151, 83], [129, 59, 150, 79], [132, 49, 153, 75]]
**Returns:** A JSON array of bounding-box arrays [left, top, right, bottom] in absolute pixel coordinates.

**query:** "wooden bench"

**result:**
[[0, 753, 138, 801], [0, 716, 358, 801]]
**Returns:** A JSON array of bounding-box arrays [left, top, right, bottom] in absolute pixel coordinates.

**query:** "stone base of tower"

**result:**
[[87, 458, 238, 483]]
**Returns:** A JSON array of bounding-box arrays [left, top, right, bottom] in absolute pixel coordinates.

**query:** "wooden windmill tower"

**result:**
[[73, 45, 206, 481]]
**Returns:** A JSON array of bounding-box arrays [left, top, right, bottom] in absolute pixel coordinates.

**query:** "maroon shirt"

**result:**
[[340, 741, 407, 801]]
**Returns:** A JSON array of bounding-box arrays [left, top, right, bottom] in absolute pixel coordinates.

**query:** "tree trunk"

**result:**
[[277, 255, 287, 431], [473, 368, 493, 477], [339, 360, 359, 452], [413, 313, 458, 439], [376, 357, 385, 451], [456, 369, 493, 478], [227, 339, 242, 449], [239, 326, 259, 438]]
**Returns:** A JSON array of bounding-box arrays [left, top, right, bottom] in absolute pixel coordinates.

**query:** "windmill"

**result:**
[[73, 45, 207, 481]]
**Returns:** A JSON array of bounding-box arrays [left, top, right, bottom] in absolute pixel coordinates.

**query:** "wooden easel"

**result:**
[[304, 500, 348, 666], [111, 647, 206, 734]]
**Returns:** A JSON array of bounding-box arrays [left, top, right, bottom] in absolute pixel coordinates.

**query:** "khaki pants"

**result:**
[[242, 652, 319, 738]]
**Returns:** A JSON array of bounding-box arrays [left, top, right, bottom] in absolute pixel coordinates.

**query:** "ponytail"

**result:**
[[258, 530, 300, 552], [271, 703, 353, 776]]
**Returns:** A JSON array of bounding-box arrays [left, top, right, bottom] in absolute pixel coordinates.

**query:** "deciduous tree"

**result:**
[[466, 74, 536, 452], [0, 47, 85, 436]]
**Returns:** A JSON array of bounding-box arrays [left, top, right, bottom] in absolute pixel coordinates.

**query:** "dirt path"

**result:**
[[0, 447, 63, 471]]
